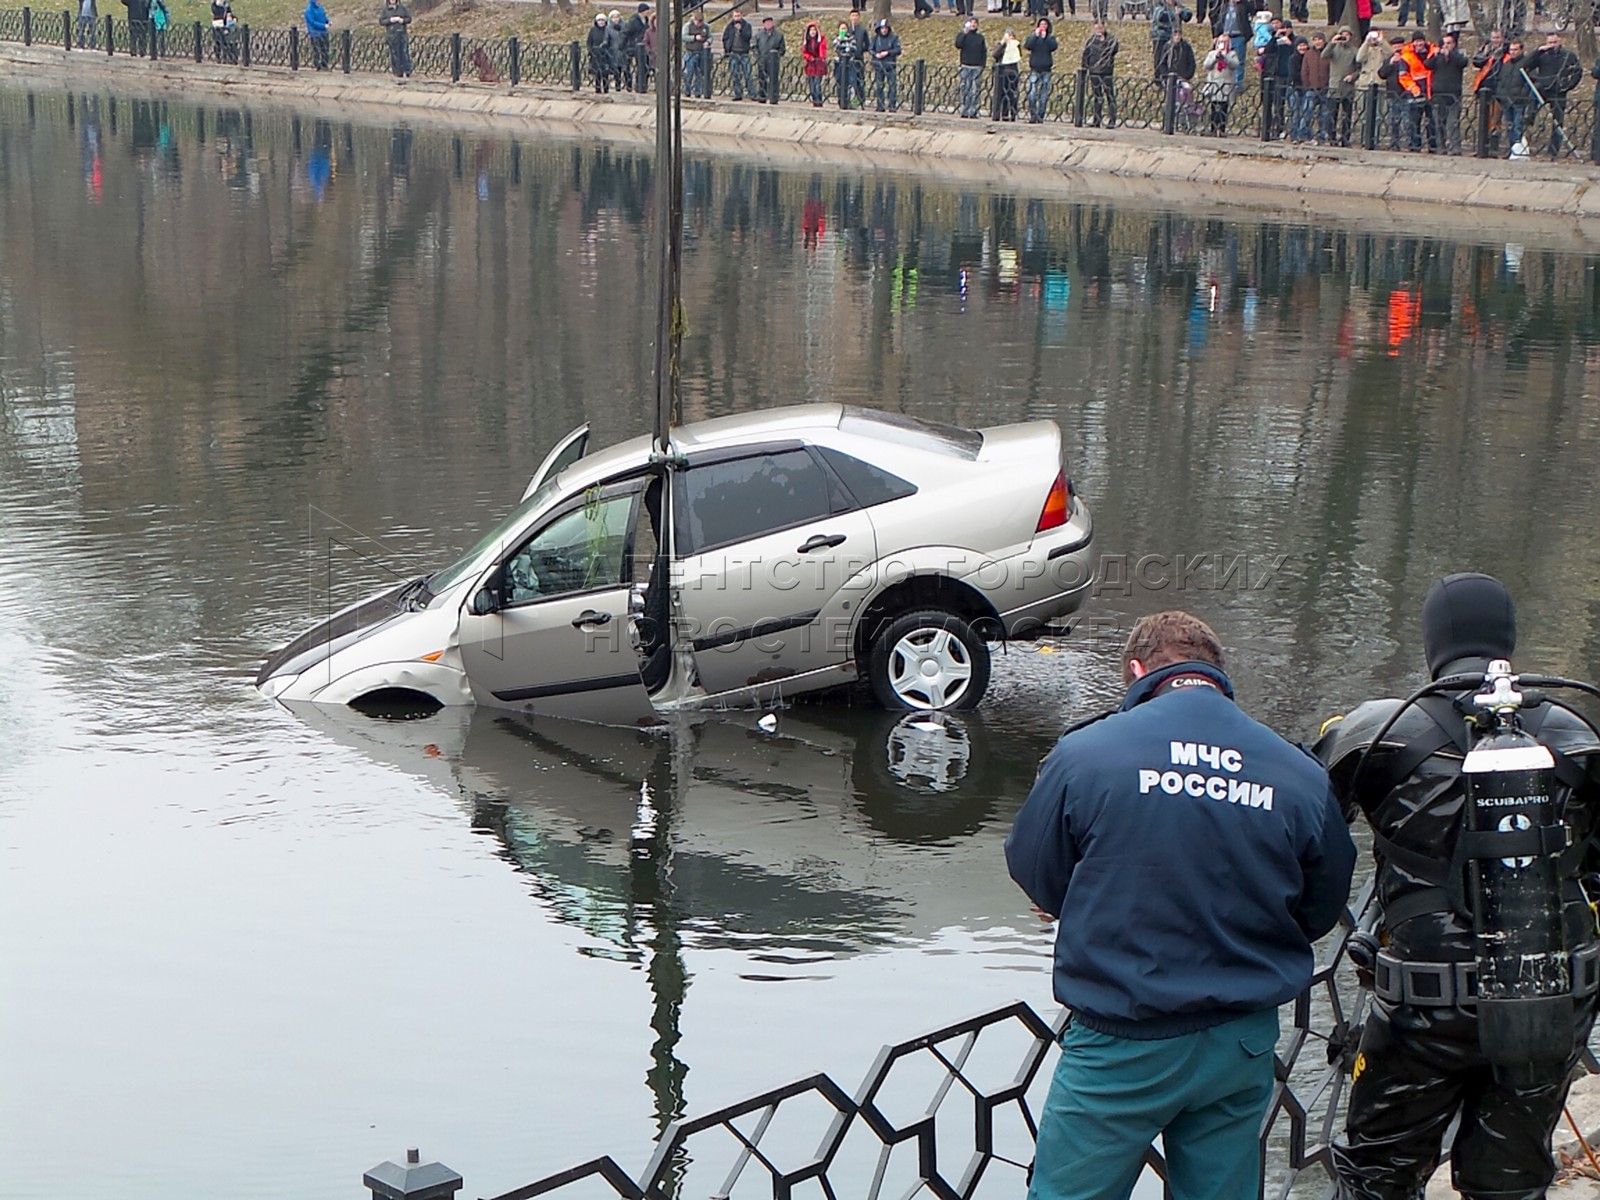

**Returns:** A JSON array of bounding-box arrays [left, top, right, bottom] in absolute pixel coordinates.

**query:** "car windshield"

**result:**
[[423, 478, 562, 602]]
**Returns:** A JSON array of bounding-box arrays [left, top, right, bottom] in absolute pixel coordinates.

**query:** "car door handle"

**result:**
[[571, 609, 612, 628], [798, 534, 847, 553]]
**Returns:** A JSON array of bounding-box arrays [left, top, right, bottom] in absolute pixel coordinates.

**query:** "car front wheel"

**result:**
[[868, 609, 991, 711]]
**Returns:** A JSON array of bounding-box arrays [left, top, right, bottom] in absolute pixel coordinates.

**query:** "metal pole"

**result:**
[[240, 22, 249, 64], [1476, 87, 1490, 156], [1073, 67, 1086, 125], [341, 26, 350, 71], [290, 25, 299, 68], [450, 31, 460, 81], [508, 35, 519, 86], [570, 39, 580, 89], [104, 11, 111, 53], [912, 58, 925, 115], [1361, 83, 1378, 149], [653, 0, 683, 457], [22, 7, 31, 45], [63, 8, 71, 51], [1162, 71, 1177, 134]]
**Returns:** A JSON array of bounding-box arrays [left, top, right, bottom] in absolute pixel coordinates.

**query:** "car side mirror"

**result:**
[[470, 587, 500, 616]]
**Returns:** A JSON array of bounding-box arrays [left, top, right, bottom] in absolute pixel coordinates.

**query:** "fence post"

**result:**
[[569, 39, 580, 89], [450, 31, 461, 81], [192, 18, 200, 59], [62, 9, 70, 50], [910, 58, 925, 115], [240, 22, 249, 64], [148, 21, 155, 56], [508, 35, 519, 85], [290, 25, 299, 68], [1259, 77, 1272, 141], [340, 26, 350, 71], [104, 12, 111, 52], [1073, 67, 1086, 125], [1360, 82, 1378, 149], [22, 7, 31, 45], [1475, 88, 1490, 157], [1162, 71, 1176, 134], [363, 1149, 462, 1200]]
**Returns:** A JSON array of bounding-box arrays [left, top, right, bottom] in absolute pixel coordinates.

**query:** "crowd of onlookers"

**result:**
[[941, 0, 1596, 154], [56, 0, 1600, 157]]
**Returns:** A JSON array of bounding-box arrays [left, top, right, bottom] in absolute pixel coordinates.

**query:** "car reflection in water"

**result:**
[[283, 698, 1043, 1127]]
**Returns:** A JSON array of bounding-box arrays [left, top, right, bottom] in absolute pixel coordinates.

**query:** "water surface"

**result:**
[[3, 85, 1600, 1200]]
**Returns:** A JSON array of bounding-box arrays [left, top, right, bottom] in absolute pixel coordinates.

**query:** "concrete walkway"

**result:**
[[5, 39, 1600, 241]]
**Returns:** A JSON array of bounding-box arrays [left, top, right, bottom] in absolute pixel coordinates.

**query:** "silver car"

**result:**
[[256, 404, 1094, 717]]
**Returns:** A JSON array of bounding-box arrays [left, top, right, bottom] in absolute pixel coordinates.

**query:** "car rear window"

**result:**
[[816, 446, 918, 508], [837, 407, 984, 460]]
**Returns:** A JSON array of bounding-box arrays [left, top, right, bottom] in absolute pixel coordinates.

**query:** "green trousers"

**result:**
[[1028, 1008, 1280, 1200]]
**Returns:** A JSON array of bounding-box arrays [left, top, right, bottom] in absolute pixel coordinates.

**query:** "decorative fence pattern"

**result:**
[[4, 6, 1597, 161], [483, 883, 1380, 1200]]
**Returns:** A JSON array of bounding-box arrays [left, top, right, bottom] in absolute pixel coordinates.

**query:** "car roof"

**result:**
[[555, 403, 849, 493]]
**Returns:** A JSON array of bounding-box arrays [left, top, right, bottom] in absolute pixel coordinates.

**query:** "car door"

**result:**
[[521, 424, 590, 501], [458, 479, 655, 722], [672, 444, 877, 697]]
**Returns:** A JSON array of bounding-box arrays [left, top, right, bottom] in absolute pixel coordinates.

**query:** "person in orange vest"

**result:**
[[1472, 29, 1511, 152], [1382, 30, 1435, 150]]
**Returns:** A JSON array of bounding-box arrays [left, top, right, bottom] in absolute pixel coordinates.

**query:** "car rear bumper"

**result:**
[[999, 575, 1093, 639], [960, 502, 1095, 639]]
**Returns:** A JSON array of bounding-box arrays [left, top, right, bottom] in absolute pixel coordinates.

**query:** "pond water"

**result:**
[[3, 83, 1600, 1200]]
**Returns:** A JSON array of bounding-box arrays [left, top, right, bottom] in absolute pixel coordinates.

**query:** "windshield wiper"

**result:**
[[391, 576, 432, 612]]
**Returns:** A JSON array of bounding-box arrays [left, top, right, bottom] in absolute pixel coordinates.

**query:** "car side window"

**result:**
[[503, 491, 635, 606], [815, 446, 918, 508], [676, 449, 835, 554]]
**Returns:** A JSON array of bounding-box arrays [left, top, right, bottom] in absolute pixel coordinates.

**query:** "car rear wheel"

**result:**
[[868, 609, 991, 711]]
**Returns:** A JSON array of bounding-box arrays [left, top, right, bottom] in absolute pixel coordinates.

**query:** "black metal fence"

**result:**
[[4, 7, 1598, 163], [429, 884, 1381, 1200]]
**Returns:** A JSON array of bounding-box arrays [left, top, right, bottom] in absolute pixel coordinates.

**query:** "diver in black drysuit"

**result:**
[[1315, 573, 1600, 1200]]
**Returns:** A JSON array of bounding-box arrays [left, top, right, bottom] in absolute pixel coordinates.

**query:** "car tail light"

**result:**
[[1037, 469, 1071, 532]]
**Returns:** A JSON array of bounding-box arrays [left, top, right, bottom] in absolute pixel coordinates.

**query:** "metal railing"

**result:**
[[3, 8, 1597, 163], [474, 884, 1379, 1200]]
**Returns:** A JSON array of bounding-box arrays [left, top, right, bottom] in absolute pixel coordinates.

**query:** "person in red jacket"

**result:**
[[801, 21, 827, 106]]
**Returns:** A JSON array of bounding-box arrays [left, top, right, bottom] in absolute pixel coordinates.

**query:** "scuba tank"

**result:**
[[1462, 660, 1572, 1079]]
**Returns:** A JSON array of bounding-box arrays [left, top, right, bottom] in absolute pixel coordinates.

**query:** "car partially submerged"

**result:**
[[256, 404, 1094, 718]]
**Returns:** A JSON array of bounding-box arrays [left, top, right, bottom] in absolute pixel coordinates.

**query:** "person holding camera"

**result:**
[[955, 17, 987, 117], [1322, 26, 1359, 145], [1200, 33, 1237, 132], [992, 27, 1021, 119], [1023, 17, 1058, 122]]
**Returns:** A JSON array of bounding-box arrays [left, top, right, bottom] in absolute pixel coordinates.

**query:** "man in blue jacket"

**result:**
[[304, 0, 331, 69], [1006, 611, 1356, 1200]]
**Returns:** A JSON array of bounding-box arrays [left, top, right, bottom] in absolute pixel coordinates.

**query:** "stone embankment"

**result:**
[[5, 39, 1600, 240]]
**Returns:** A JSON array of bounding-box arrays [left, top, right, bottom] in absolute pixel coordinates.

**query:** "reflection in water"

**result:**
[[288, 701, 1043, 1145], [4, 82, 1600, 1200]]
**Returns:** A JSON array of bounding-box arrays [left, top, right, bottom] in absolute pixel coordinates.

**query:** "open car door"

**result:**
[[459, 476, 657, 724], [522, 424, 591, 501]]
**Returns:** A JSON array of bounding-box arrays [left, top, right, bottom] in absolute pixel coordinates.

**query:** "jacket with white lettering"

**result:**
[[1005, 660, 1356, 1039]]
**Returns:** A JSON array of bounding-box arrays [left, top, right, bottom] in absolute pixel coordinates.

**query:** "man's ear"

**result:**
[[1128, 658, 1148, 680]]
